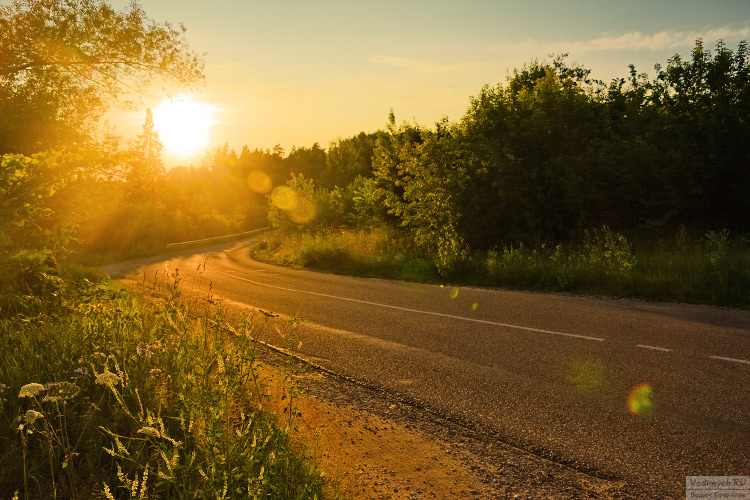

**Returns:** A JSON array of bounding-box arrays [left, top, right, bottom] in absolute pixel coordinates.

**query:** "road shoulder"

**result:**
[[257, 345, 641, 500]]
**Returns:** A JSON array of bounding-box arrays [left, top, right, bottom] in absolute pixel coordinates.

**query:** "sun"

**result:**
[[152, 94, 216, 157]]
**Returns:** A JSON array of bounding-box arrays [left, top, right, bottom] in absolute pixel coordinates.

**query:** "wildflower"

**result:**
[[0, 382, 8, 394], [136, 342, 154, 358], [95, 371, 121, 387], [24, 410, 44, 423], [43, 382, 80, 402], [74, 367, 90, 377], [103, 483, 116, 500], [138, 426, 161, 438], [19, 383, 45, 398]]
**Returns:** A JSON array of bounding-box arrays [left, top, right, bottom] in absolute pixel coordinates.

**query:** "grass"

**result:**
[[254, 227, 750, 307], [0, 269, 328, 499], [254, 228, 440, 283]]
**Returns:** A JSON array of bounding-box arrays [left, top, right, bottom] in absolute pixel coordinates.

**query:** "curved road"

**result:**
[[103, 239, 750, 498]]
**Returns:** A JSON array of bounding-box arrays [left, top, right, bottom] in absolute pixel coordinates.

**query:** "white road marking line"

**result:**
[[709, 355, 750, 366], [636, 344, 673, 352], [218, 271, 606, 342]]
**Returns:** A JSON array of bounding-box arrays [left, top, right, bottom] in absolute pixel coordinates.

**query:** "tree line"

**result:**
[[269, 40, 750, 265]]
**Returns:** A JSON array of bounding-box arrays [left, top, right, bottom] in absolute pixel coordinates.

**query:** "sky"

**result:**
[[108, 0, 750, 166]]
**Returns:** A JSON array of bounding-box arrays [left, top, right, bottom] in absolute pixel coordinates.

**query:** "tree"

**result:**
[[322, 132, 379, 189], [268, 174, 332, 233], [649, 40, 750, 230], [455, 62, 608, 246], [0, 0, 205, 154], [127, 107, 164, 199], [286, 143, 327, 182]]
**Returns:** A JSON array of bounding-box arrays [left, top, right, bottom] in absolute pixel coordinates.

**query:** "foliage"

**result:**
[[255, 228, 436, 282], [0, 151, 99, 291], [648, 40, 750, 230], [0, 273, 327, 499], [322, 132, 380, 189], [286, 143, 326, 184], [268, 174, 334, 233], [0, 0, 205, 154], [257, 227, 750, 306]]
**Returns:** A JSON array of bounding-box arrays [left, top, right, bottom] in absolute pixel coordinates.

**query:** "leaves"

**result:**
[[0, 0, 205, 154]]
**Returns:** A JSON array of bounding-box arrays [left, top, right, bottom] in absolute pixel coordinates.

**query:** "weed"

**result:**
[[1, 270, 326, 498]]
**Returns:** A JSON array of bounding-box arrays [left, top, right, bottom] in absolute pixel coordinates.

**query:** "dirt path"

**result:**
[[257, 345, 639, 500], [290, 377, 489, 499]]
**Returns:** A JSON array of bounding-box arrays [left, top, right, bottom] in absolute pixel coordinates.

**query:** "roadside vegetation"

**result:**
[[255, 39, 750, 308], [255, 226, 750, 306], [0, 269, 326, 499]]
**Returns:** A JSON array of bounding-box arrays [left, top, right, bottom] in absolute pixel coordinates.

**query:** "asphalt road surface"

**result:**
[[102, 239, 750, 498]]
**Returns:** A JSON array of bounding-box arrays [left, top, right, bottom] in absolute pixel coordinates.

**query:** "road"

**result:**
[[103, 239, 750, 498]]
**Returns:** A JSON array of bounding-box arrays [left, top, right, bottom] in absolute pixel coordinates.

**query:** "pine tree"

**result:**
[[127, 108, 165, 200]]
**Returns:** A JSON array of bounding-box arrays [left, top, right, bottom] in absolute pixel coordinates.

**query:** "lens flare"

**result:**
[[568, 357, 607, 395], [627, 383, 655, 417], [271, 186, 316, 224], [271, 186, 297, 210], [450, 288, 459, 299], [472, 302, 479, 311], [247, 170, 272, 193], [288, 194, 316, 224]]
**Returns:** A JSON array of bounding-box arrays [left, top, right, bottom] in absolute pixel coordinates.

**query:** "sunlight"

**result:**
[[152, 94, 216, 157]]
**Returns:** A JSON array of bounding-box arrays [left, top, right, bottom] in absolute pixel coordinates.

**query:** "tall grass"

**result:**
[[0, 271, 326, 499], [256, 228, 439, 283], [255, 227, 750, 307]]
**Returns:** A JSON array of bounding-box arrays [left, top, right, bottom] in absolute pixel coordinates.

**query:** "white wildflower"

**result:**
[[19, 383, 45, 398], [24, 410, 44, 423], [138, 426, 160, 438], [95, 371, 121, 387], [43, 381, 80, 402], [136, 342, 154, 358]]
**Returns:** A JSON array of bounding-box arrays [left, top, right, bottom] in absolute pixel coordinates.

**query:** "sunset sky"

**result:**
[[109, 0, 750, 166]]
